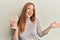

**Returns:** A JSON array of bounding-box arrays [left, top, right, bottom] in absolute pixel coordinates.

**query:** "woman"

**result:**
[[10, 2, 60, 40]]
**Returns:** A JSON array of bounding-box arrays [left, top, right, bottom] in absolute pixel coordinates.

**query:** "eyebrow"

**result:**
[[28, 7, 34, 10]]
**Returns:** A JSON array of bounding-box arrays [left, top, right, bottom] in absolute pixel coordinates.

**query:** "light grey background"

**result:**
[[0, 0, 60, 40]]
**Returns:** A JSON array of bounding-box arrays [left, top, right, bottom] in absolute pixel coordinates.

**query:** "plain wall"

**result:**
[[0, 0, 60, 40]]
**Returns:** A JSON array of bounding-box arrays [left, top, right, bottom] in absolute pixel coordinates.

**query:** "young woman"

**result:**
[[10, 2, 60, 40]]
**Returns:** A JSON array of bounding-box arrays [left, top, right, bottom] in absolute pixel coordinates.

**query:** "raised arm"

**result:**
[[37, 19, 60, 38], [10, 15, 19, 40], [43, 22, 60, 34]]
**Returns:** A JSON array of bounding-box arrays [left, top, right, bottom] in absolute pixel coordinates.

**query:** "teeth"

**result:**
[[28, 12, 31, 15]]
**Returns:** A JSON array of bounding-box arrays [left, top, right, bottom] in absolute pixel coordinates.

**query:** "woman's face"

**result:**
[[26, 5, 34, 18]]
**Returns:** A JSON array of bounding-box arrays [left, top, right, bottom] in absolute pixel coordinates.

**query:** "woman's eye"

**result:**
[[28, 8, 30, 9], [27, 8, 34, 11]]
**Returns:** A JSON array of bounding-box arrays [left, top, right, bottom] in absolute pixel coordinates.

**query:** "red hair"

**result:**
[[18, 2, 36, 33]]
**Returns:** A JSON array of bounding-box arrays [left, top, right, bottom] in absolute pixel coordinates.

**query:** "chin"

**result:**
[[28, 16, 30, 18], [28, 15, 32, 18]]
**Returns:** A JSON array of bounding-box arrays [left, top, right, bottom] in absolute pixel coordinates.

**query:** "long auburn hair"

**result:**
[[18, 2, 36, 33]]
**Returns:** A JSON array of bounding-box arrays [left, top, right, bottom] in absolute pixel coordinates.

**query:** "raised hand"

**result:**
[[51, 22, 60, 28], [10, 15, 19, 30]]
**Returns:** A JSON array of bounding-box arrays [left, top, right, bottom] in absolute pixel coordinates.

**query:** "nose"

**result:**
[[29, 10, 33, 14], [29, 9, 33, 12]]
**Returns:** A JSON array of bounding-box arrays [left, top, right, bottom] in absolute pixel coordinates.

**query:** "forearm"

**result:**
[[13, 29, 18, 40], [43, 25, 52, 35]]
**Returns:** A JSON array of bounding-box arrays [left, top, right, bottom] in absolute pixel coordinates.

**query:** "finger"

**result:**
[[53, 21, 56, 23], [10, 23, 17, 27]]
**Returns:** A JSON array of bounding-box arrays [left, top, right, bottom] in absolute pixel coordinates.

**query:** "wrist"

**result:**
[[49, 25, 53, 29]]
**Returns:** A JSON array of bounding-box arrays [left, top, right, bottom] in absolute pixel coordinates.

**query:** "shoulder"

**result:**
[[35, 17, 39, 22], [35, 17, 40, 23]]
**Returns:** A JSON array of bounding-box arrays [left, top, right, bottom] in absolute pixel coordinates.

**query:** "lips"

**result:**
[[28, 12, 32, 15]]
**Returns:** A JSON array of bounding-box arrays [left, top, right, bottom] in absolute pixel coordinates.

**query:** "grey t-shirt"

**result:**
[[19, 18, 45, 40], [12, 18, 45, 40]]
